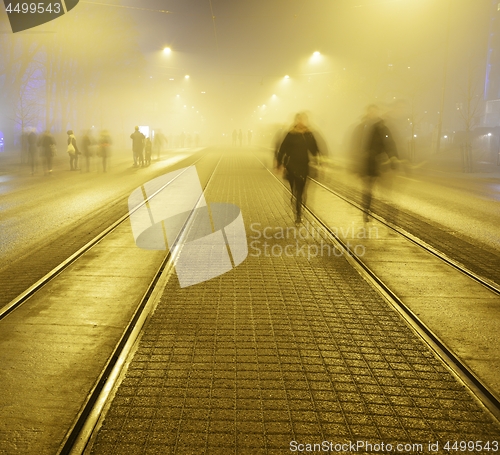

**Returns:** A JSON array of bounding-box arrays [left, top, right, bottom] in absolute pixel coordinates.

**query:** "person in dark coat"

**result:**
[[153, 130, 167, 160], [98, 130, 112, 173], [130, 126, 145, 167], [81, 130, 94, 172], [277, 112, 320, 224], [144, 137, 152, 166], [351, 104, 398, 221], [37, 130, 56, 175]]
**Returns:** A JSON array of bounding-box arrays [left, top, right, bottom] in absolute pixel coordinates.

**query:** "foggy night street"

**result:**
[[1, 1, 500, 454]]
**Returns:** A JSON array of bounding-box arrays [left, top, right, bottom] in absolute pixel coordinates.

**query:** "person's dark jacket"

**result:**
[[28, 132, 37, 154], [130, 131, 145, 152], [365, 119, 397, 177], [82, 134, 92, 156], [277, 127, 319, 178], [352, 118, 398, 177], [37, 132, 55, 157]]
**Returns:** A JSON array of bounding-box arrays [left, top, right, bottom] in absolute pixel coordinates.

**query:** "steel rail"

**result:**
[[310, 173, 500, 296], [60, 155, 223, 455], [258, 155, 500, 423], [0, 155, 206, 321]]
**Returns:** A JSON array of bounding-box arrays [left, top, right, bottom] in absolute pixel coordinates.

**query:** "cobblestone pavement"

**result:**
[[89, 151, 500, 455]]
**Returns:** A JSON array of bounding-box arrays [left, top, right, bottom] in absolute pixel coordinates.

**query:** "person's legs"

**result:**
[[287, 171, 295, 201], [29, 153, 35, 174], [46, 153, 53, 173], [294, 175, 306, 223], [362, 176, 376, 221]]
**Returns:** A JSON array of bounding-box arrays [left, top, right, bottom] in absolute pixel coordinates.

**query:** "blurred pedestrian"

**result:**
[[351, 104, 398, 222], [277, 112, 320, 225], [67, 130, 80, 171], [98, 130, 112, 173], [27, 129, 37, 175], [21, 131, 29, 164], [38, 130, 56, 175], [272, 124, 287, 165], [130, 126, 145, 167], [153, 130, 166, 160], [81, 130, 94, 172], [145, 137, 152, 166]]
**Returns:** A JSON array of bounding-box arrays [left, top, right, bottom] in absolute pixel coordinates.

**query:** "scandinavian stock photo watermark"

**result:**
[[129, 166, 248, 288], [289, 439, 499, 453], [249, 221, 379, 260]]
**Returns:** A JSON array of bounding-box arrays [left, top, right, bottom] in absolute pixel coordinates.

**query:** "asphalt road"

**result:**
[[0, 150, 199, 267]]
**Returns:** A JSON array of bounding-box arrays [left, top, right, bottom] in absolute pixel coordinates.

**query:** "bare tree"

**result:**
[[11, 64, 44, 162], [1, 3, 145, 148]]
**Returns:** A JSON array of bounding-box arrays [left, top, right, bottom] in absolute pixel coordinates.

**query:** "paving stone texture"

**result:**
[[89, 151, 500, 455]]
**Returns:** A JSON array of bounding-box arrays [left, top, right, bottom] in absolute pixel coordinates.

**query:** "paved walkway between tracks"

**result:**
[[89, 150, 500, 455]]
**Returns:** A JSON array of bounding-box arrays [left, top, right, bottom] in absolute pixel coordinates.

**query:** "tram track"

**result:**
[[258, 154, 500, 423], [309, 175, 500, 297], [0, 151, 206, 319], [3, 150, 498, 454], [58, 154, 223, 455], [319, 169, 500, 289], [0, 150, 219, 455]]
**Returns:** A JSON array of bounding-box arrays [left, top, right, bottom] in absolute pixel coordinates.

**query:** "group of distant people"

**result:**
[[232, 129, 252, 147], [23, 126, 173, 175], [130, 127, 170, 167], [130, 126, 152, 168], [26, 129, 112, 174], [275, 106, 399, 225], [30, 130, 56, 175]]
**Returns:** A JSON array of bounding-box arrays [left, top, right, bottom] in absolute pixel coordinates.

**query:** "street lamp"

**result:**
[[309, 51, 322, 64]]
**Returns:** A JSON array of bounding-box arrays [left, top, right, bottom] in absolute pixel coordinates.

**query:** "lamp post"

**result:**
[[435, 0, 451, 154]]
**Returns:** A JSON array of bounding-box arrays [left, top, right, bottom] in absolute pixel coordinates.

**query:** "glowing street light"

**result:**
[[310, 51, 322, 63], [185, 75, 190, 79], [163, 47, 172, 54]]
